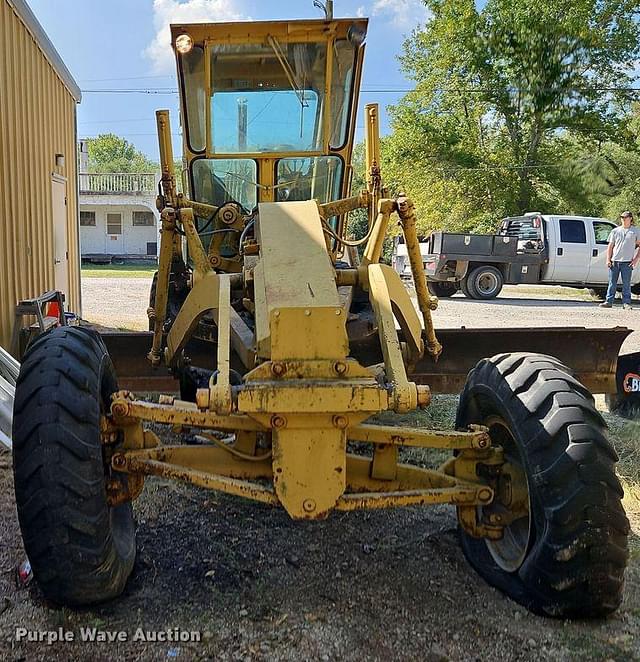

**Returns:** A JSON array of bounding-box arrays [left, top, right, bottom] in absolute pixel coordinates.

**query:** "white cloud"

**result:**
[[356, 5, 366, 18], [145, 0, 247, 73], [371, 0, 429, 28]]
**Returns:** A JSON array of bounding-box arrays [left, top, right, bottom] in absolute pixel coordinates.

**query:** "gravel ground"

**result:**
[[0, 276, 633, 660], [82, 276, 153, 331], [81, 278, 640, 352], [432, 285, 640, 354]]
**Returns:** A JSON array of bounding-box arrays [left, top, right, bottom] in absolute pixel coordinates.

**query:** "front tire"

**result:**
[[456, 352, 629, 617], [12, 327, 135, 606]]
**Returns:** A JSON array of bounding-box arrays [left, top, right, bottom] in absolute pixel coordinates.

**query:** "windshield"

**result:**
[[276, 156, 343, 204], [212, 89, 320, 153], [180, 37, 359, 156], [209, 41, 327, 153]]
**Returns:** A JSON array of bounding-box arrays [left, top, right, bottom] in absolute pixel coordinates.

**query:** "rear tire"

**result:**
[[459, 275, 477, 299], [427, 280, 457, 298], [456, 352, 629, 617], [12, 327, 135, 606], [467, 265, 504, 299]]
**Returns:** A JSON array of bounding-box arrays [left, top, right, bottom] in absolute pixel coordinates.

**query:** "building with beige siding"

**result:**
[[0, 0, 81, 349]]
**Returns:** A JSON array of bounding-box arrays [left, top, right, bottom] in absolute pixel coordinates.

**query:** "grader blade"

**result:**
[[101, 326, 630, 395]]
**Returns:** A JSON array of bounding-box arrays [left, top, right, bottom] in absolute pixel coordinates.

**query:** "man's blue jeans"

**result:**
[[606, 261, 633, 304]]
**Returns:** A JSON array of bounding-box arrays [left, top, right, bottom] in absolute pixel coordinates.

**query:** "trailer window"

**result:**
[[593, 221, 615, 245], [559, 219, 586, 244]]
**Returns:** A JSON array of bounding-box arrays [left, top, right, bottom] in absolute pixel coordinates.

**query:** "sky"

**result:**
[[28, 0, 432, 161]]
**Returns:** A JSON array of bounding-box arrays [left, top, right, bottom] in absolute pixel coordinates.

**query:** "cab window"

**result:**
[[593, 221, 615, 245], [559, 219, 586, 244]]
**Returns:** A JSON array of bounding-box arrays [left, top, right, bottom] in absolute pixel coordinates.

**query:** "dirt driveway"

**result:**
[[0, 278, 635, 661], [81, 278, 640, 352]]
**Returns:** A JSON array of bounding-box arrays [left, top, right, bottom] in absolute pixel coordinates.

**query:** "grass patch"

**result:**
[[603, 413, 640, 554], [81, 263, 156, 278]]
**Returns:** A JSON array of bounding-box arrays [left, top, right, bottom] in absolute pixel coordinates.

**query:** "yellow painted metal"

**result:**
[[149, 208, 177, 365], [371, 443, 398, 480], [209, 275, 233, 414], [181, 206, 212, 280], [360, 199, 394, 268], [109, 441, 496, 514], [368, 263, 424, 362], [156, 110, 177, 208], [317, 191, 370, 221], [367, 263, 417, 412], [397, 196, 443, 360], [121, 455, 279, 506], [110, 394, 264, 432], [165, 271, 219, 365], [0, 0, 81, 347], [269, 308, 349, 361], [272, 426, 346, 518], [253, 201, 345, 358], [118, 444, 272, 480], [236, 382, 390, 417], [364, 103, 381, 224], [349, 424, 491, 450]]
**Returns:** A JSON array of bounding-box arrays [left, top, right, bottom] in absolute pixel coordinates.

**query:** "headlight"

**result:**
[[175, 34, 194, 54]]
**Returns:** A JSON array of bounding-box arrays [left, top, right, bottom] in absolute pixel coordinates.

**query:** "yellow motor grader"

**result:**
[[12, 15, 629, 616]]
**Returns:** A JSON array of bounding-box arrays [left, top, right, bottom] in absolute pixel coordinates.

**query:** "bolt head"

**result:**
[[271, 415, 287, 429], [332, 415, 349, 429], [333, 361, 347, 375], [302, 499, 316, 513], [271, 362, 287, 377], [112, 454, 126, 468], [478, 488, 493, 503]]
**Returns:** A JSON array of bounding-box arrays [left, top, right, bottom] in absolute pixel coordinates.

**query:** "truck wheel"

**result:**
[[456, 352, 629, 617], [12, 327, 135, 606], [467, 265, 503, 299], [459, 276, 477, 299], [427, 281, 457, 298]]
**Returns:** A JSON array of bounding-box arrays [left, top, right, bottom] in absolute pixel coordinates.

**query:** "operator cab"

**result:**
[[171, 19, 368, 229]]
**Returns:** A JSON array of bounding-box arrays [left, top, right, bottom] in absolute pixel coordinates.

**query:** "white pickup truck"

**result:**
[[392, 213, 640, 299]]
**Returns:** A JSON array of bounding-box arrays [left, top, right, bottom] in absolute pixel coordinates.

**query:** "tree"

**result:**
[[387, 0, 640, 232], [85, 134, 158, 173]]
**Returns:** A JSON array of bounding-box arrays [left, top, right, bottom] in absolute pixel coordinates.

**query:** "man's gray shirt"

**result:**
[[607, 226, 640, 262]]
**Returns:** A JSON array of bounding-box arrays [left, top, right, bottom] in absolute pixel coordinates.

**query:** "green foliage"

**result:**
[[85, 134, 159, 174], [385, 0, 640, 234]]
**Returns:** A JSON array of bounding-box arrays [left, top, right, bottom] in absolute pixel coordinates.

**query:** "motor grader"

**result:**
[[12, 15, 629, 617]]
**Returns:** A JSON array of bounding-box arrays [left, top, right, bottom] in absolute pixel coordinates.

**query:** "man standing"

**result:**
[[599, 211, 640, 310]]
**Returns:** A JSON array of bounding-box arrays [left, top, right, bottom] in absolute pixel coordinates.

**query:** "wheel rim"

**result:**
[[482, 416, 532, 572], [476, 271, 499, 296]]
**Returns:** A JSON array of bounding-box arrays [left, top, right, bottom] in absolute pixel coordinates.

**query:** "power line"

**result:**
[[78, 118, 159, 125], [79, 75, 175, 83], [80, 85, 640, 95]]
